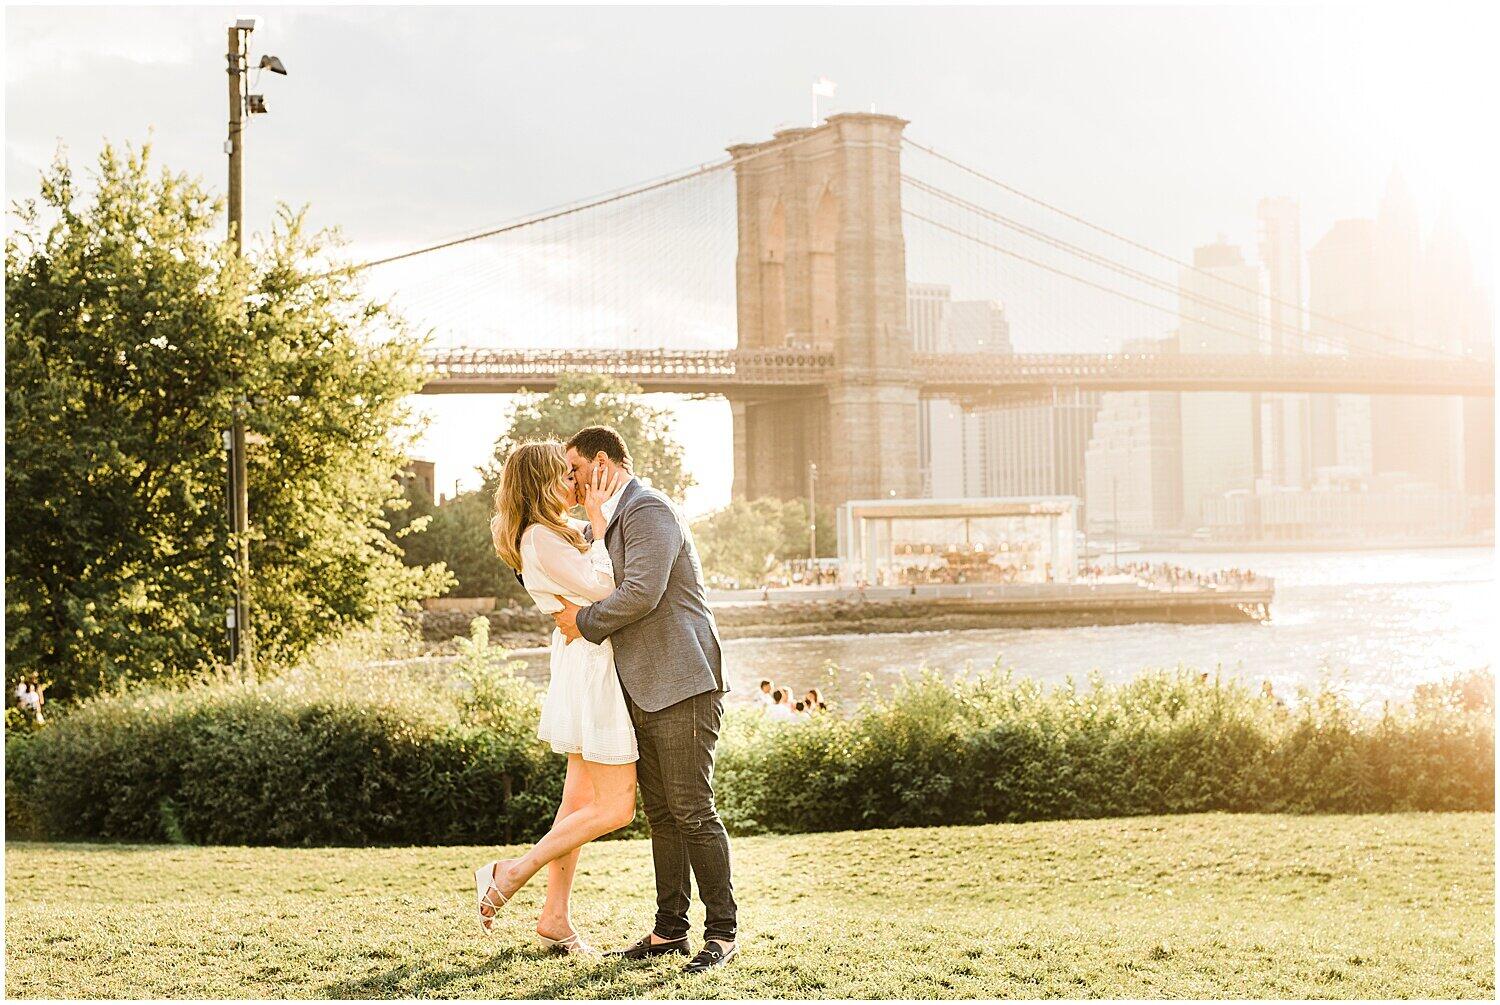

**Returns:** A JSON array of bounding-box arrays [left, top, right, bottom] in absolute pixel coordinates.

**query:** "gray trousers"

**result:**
[[625, 688, 738, 944]]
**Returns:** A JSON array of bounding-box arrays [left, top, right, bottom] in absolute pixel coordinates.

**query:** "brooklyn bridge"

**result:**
[[355, 113, 1494, 507]]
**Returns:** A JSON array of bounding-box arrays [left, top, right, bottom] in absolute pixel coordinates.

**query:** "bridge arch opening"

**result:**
[[809, 184, 839, 349], [761, 199, 787, 346]]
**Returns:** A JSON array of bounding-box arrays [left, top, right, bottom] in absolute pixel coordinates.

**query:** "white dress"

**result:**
[[519, 520, 638, 765]]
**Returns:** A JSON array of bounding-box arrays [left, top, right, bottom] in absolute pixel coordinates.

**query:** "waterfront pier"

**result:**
[[707, 577, 1274, 634]]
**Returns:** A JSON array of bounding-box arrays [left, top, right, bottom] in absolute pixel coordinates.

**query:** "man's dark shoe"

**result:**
[[684, 940, 738, 974], [607, 934, 691, 960]]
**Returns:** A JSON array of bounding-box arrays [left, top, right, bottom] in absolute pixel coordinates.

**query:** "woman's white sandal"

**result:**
[[474, 862, 509, 935], [538, 931, 600, 957]]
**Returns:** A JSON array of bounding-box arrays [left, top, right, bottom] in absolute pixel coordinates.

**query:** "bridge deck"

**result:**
[[419, 348, 1494, 398]]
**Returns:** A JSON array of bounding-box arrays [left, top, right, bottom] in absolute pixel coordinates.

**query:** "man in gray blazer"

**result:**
[[551, 425, 739, 974]]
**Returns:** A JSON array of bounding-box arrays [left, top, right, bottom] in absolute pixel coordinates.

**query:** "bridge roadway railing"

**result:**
[[420, 347, 1494, 397], [422, 347, 834, 392]]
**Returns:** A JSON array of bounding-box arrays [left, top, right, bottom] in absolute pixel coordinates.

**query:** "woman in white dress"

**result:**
[[474, 441, 637, 954]]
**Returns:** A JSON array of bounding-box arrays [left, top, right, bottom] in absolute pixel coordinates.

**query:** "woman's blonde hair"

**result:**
[[492, 441, 587, 571]]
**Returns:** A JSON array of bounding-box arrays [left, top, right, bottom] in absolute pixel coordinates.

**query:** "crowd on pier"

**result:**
[[712, 556, 1267, 595], [1078, 561, 1262, 590]]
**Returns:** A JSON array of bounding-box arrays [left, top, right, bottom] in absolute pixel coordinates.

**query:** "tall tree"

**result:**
[[5, 143, 450, 700], [484, 373, 693, 502], [386, 479, 526, 602], [691, 497, 837, 586]]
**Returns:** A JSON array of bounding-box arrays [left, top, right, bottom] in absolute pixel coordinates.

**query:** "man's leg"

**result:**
[[629, 693, 692, 942], [647, 691, 737, 946]]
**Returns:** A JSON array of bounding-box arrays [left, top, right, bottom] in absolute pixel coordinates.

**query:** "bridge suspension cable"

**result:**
[[902, 136, 1472, 362], [328, 130, 831, 281], [904, 208, 1331, 357], [903, 175, 1423, 362], [326, 158, 739, 279]]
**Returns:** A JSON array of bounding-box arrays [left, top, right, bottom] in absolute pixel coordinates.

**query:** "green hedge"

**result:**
[[714, 669, 1494, 833], [6, 636, 1492, 845], [4, 625, 566, 846]]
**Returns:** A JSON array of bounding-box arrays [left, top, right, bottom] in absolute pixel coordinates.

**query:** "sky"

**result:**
[[7, 5, 1496, 515]]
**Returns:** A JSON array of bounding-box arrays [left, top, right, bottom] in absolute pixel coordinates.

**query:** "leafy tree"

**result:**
[[484, 373, 692, 502], [691, 497, 837, 586], [5, 142, 450, 700], [386, 479, 526, 602]]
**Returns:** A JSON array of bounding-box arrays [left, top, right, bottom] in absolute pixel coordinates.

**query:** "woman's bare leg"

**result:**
[[536, 755, 591, 940], [488, 760, 636, 905]]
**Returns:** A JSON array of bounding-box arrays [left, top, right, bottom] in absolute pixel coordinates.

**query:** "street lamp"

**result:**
[[223, 16, 288, 671], [807, 462, 818, 567]]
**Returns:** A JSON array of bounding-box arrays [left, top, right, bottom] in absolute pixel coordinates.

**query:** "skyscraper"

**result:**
[[1305, 171, 1485, 503], [947, 300, 1012, 354], [909, 283, 955, 496], [1307, 218, 1378, 475], [1083, 336, 1182, 536], [1418, 204, 1485, 497], [1257, 196, 1311, 488], [1177, 241, 1262, 528], [908, 282, 950, 353], [1459, 279, 1496, 503], [947, 300, 1013, 498], [945, 299, 1097, 503], [981, 390, 1101, 501], [907, 287, 1016, 498], [1369, 170, 1464, 491]]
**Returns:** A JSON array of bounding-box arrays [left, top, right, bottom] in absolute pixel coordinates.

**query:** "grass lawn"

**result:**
[[4, 812, 1493, 999]]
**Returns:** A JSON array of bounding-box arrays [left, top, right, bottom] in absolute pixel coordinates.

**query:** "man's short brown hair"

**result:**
[[565, 425, 632, 470]]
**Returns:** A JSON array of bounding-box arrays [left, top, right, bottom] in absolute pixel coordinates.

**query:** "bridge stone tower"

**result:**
[[727, 113, 921, 508]]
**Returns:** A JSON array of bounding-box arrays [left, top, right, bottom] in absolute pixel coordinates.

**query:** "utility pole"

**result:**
[[221, 18, 286, 671], [227, 26, 244, 256], [225, 23, 251, 671]]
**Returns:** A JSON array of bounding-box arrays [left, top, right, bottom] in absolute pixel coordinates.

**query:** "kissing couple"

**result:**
[[477, 425, 738, 974]]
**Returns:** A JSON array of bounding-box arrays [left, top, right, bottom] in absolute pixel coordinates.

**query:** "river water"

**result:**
[[514, 547, 1494, 711]]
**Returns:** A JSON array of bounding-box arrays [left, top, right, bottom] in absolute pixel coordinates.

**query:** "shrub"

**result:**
[[4, 621, 563, 846], [714, 667, 1494, 834], [7, 652, 1492, 845]]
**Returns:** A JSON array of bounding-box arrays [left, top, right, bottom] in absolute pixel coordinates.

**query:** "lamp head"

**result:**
[[258, 54, 287, 75]]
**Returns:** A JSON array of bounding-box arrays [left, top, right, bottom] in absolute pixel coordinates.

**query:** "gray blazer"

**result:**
[[575, 477, 727, 712]]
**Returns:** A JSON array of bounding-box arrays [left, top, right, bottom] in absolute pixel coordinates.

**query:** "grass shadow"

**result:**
[[319, 947, 688, 1000], [526, 957, 690, 1001], [320, 947, 523, 999]]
